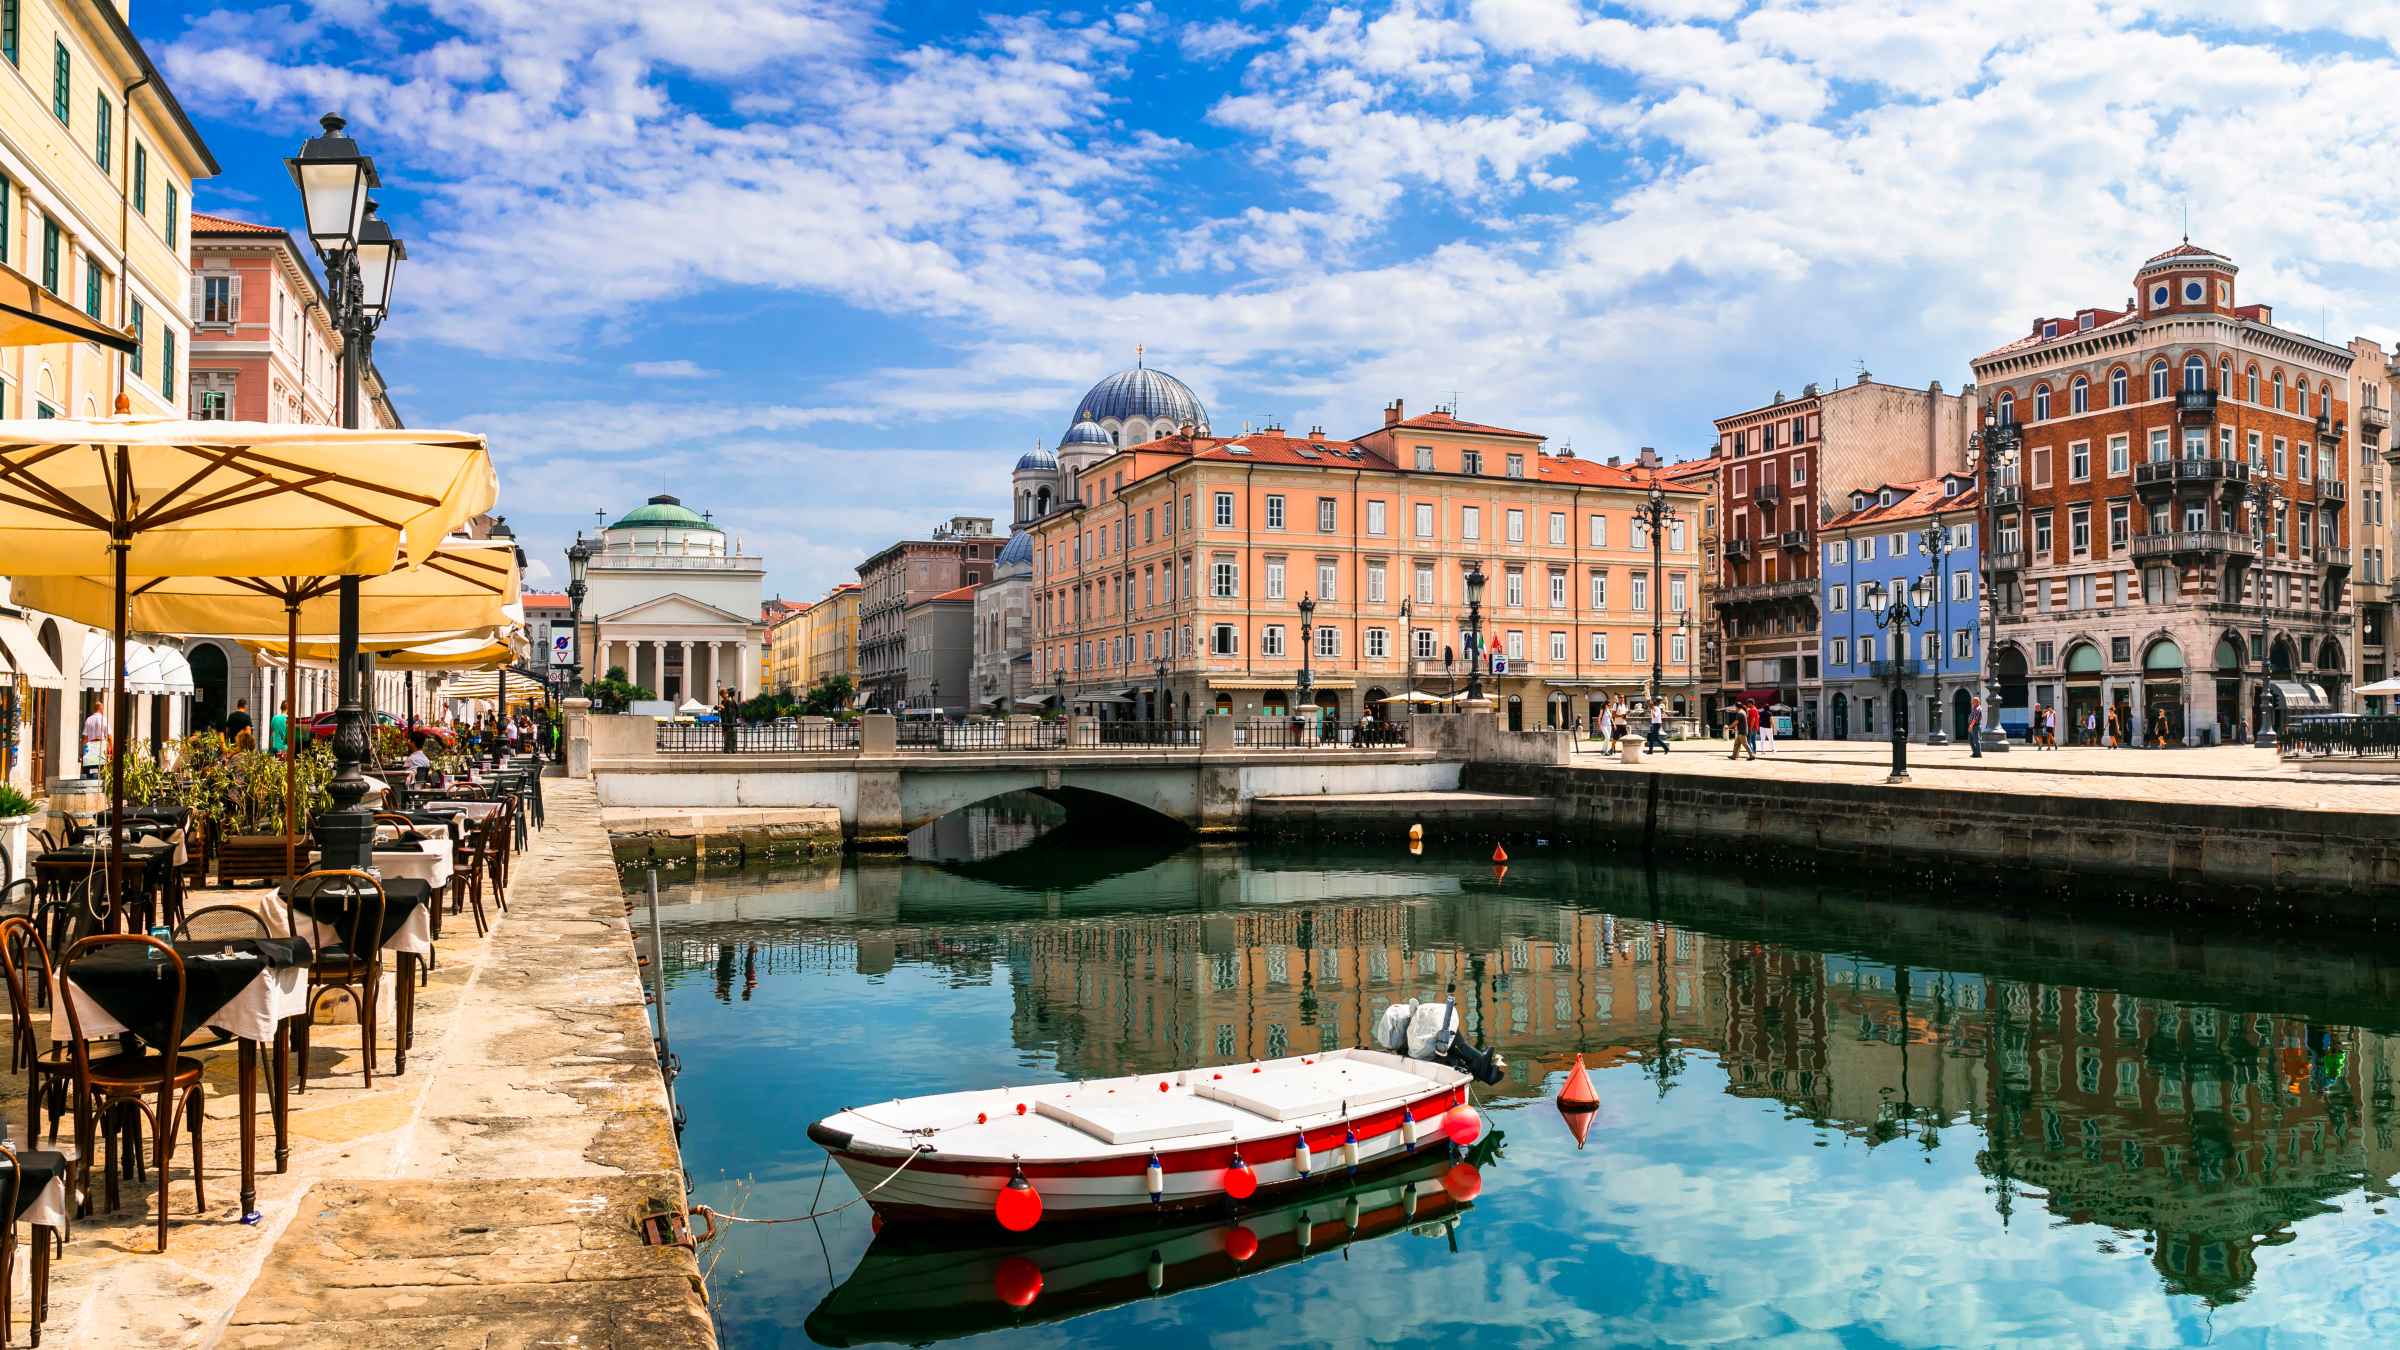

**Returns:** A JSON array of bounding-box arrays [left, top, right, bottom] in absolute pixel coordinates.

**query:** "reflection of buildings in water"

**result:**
[[906, 796, 1064, 863]]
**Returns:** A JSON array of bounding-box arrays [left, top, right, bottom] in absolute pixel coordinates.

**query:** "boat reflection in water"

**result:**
[[804, 1135, 1502, 1347]]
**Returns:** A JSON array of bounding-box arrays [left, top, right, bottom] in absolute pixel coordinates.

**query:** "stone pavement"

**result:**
[[0, 776, 713, 1346], [1567, 735, 2400, 814]]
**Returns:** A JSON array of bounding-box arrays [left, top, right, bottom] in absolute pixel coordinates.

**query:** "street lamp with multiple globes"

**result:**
[[287, 113, 405, 872], [1296, 592, 1317, 714], [1917, 511, 1955, 745], [1462, 564, 1488, 703], [2249, 476, 2286, 747], [1867, 573, 1934, 783], [1633, 481, 1679, 712], [1973, 412, 2021, 751], [1398, 597, 1414, 716], [565, 533, 594, 693]]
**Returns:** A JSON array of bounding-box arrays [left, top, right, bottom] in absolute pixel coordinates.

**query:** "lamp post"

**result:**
[[1399, 597, 1414, 718], [287, 113, 404, 872], [1867, 573, 1934, 783], [1974, 415, 2020, 751], [2250, 477, 2285, 748], [1153, 657, 1168, 727], [1053, 668, 1065, 716], [1296, 592, 1316, 715], [1462, 564, 1487, 704], [1634, 482, 1679, 712], [1678, 609, 1696, 716], [565, 533, 593, 693], [1918, 511, 1953, 745]]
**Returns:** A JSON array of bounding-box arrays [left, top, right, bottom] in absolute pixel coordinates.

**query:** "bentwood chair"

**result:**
[[58, 934, 210, 1253], [0, 918, 79, 1150], [0, 1139, 63, 1346], [280, 870, 389, 1091]]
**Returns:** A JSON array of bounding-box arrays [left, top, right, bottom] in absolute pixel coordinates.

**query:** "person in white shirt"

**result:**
[[405, 743, 433, 778], [79, 701, 111, 775]]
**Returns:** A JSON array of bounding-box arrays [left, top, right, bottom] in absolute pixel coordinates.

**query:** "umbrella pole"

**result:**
[[285, 600, 300, 884], [109, 532, 129, 928]]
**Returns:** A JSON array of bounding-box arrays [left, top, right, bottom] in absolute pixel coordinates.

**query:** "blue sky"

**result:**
[[148, 0, 2400, 600]]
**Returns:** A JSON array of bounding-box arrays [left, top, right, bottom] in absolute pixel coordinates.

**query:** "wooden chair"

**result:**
[[0, 878, 31, 923], [0, 1140, 61, 1347], [57, 934, 210, 1253], [0, 918, 79, 1149], [448, 818, 493, 939], [280, 871, 388, 1091]]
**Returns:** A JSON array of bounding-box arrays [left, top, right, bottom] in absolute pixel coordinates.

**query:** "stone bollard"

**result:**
[[562, 697, 593, 777], [860, 712, 897, 755], [1618, 734, 1645, 764], [1203, 715, 1236, 752]]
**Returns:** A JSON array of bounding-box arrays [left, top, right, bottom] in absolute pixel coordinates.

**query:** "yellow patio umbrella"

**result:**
[[0, 412, 496, 911], [245, 631, 524, 671], [11, 537, 520, 882], [0, 257, 139, 353]]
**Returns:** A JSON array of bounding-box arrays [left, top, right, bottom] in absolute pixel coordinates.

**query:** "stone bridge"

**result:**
[[572, 710, 1476, 845]]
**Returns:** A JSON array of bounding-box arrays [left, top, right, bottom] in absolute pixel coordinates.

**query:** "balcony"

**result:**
[[1991, 483, 2021, 508], [2365, 403, 2390, 447], [2133, 457, 2251, 498], [2175, 388, 2217, 422], [2317, 478, 2348, 504], [1867, 658, 1928, 681], [2128, 530, 2255, 562], [1778, 529, 1810, 551], [2317, 412, 2344, 445], [2320, 546, 2353, 572], [1752, 481, 1783, 509], [1715, 577, 1816, 606], [1723, 538, 1754, 563]]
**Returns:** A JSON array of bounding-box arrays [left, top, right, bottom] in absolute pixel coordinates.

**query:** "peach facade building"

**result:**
[[187, 211, 398, 428], [1027, 401, 1706, 729]]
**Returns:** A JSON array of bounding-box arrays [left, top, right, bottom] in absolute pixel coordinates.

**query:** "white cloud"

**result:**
[[629, 359, 712, 379], [1180, 18, 1266, 60]]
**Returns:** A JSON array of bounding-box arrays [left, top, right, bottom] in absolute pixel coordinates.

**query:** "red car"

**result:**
[[301, 711, 456, 749]]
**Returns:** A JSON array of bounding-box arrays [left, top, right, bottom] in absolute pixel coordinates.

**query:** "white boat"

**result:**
[[807, 996, 1504, 1227]]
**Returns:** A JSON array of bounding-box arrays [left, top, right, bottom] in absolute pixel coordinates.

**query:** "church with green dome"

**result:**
[[578, 494, 766, 706]]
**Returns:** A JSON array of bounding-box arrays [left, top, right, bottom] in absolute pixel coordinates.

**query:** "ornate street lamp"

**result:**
[[1297, 592, 1316, 712], [1918, 510, 1954, 745], [1678, 609, 1696, 715], [1867, 573, 1934, 783], [1974, 413, 2021, 751], [1053, 668, 1065, 713], [1462, 564, 1487, 703], [286, 114, 404, 872], [2250, 477, 2285, 747], [1398, 596, 1414, 716], [565, 532, 593, 692], [1153, 657, 1168, 728], [1634, 481, 1679, 711]]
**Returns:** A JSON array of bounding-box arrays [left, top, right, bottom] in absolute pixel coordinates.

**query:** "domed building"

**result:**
[[972, 529, 1037, 709], [579, 494, 766, 705], [1012, 350, 1211, 528]]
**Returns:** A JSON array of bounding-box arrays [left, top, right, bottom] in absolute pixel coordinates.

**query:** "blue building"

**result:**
[[1818, 474, 1986, 741]]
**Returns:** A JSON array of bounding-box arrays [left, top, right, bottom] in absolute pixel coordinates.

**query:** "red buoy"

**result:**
[[1159, 1081, 1170, 1093], [993, 1256, 1043, 1308], [1222, 1225, 1259, 1261], [1559, 1052, 1598, 1110], [1441, 1162, 1483, 1203], [1443, 1105, 1483, 1147], [994, 1167, 1043, 1232], [1492, 843, 1509, 863], [1223, 1154, 1258, 1200]]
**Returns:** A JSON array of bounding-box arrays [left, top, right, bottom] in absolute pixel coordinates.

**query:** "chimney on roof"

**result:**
[[1636, 447, 1660, 469], [1385, 399, 1403, 426], [1928, 379, 1942, 394], [1856, 369, 1872, 386], [1606, 454, 1621, 467], [1802, 382, 1820, 398], [1309, 424, 1323, 437]]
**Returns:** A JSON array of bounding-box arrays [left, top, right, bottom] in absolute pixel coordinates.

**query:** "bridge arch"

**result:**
[[896, 765, 1203, 835]]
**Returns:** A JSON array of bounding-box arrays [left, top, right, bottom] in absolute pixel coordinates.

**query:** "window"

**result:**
[[1413, 503, 1434, 537], [1265, 557, 1286, 600], [1549, 631, 1567, 662], [1413, 629, 1436, 659], [1588, 571, 1607, 609], [1588, 514, 1607, 547], [1548, 571, 1567, 608], [1997, 392, 2014, 424], [161, 328, 173, 399], [1506, 509, 1525, 542], [1366, 560, 1387, 603], [1, 1, 15, 65], [1414, 446, 1434, 470], [1317, 560, 1337, 600], [1461, 506, 1480, 539], [2034, 386, 2051, 421], [1829, 539, 1848, 565], [51, 40, 67, 124], [1366, 500, 1387, 535], [93, 90, 109, 169], [1590, 632, 1609, 662], [1211, 557, 1238, 597], [1214, 492, 1234, 527], [1548, 512, 1567, 545], [1416, 563, 1436, 605], [2148, 428, 2169, 463], [2300, 383, 2312, 417], [2069, 442, 2090, 482], [2033, 512, 2053, 557], [2149, 360, 2169, 400], [2031, 445, 2051, 487], [1462, 450, 1483, 475], [82, 254, 98, 319], [2071, 377, 2088, 414], [2108, 502, 2128, 549], [1367, 627, 1389, 659], [202, 274, 234, 325], [2107, 434, 2129, 476], [1830, 637, 1849, 666], [1951, 569, 1972, 602], [132, 143, 145, 214], [1265, 495, 1285, 530], [128, 296, 143, 376], [1889, 532, 1908, 557], [1631, 633, 1648, 664], [1830, 584, 1848, 612], [1504, 631, 1523, 659], [1211, 624, 1237, 655], [39, 217, 57, 293], [1792, 458, 1807, 485], [1261, 625, 1285, 657], [1506, 453, 1525, 478], [2273, 438, 2287, 476], [2111, 635, 2131, 663], [2069, 505, 2090, 556], [1504, 569, 1525, 607], [2272, 371, 2285, 408], [1630, 571, 1649, 611], [1859, 535, 1875, 561], [1670, 632, 1687, 665], [1859, 636, 1877, 665], [1317, 498, 1336, 532]]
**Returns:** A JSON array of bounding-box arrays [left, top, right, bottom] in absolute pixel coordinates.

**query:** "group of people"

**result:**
[[1590, 697, 1677, 754], [2027, 704, 2179, 750], [1724, 702, 1777, 759]]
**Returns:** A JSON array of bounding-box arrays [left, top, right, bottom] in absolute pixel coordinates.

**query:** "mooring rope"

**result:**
[[692, 1144, 935, 1231]]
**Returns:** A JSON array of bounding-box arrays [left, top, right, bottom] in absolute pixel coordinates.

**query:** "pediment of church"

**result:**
[[597, 592, 757, 628]]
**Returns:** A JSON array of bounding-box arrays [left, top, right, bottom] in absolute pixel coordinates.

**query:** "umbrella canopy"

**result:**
[[0, 258, 138, 353], [9, 534, 520, 639], [440, 667, 547, 704], [2354, 678, 2400, 697], [247, 631, 524, 672], [0, 414, 494, 576], [676, 698, 710, 716], [1375, 691, 1448, 705]]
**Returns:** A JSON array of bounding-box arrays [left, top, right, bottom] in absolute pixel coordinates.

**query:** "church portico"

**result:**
[[579, 495, 767, 706]]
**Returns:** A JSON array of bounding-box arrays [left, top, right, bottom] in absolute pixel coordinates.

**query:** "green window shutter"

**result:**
[[94, 92, 109, 169], [163, 328, 174, 400], [0, 177, 10, 267], [166, 186, 177, 246], [83, 256, 98, 318], [3, 1, 17, 66], [40, 218, 57, 293], [133, 144, 145, 213], [130, 297, 143, 376], [51, 40, 66, 123]]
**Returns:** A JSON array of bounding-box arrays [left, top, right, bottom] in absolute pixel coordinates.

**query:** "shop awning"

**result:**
[[2270, 680, 2331, 713], [150, 645, 197, 695], [80, 638, 179, 694], [0, 614, 65, 688], [1205, 677, 1356, 691]]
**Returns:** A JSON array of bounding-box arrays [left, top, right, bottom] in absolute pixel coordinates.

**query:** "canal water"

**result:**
[[644, 801, 2400, 1347]]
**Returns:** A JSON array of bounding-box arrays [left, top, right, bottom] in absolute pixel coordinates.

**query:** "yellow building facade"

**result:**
[[766, 602, 810, 694], [802, 583, 861, 698]]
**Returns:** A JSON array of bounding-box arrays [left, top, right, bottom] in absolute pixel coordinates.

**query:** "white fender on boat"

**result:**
[[1403, 1186, 1419, 1219], [1342, 1126, 1360, 1171], [1294, 1134, 1313, 1178], [1402, 1107, 1420, 1149], [1146, 1153, 1164, 1205]]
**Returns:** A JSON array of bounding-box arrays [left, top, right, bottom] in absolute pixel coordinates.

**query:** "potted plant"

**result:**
[[0, 781, 42, 886]]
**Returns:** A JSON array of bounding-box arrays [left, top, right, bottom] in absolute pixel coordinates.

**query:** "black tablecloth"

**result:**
[[0, 1150, 66, 1221], [282, 878, 435, 953], [64, 937, 312, 1050]]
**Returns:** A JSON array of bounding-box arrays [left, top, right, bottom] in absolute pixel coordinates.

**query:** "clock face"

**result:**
[[2184, 279, 2205, 302], [2152, 284, 2170, 307]]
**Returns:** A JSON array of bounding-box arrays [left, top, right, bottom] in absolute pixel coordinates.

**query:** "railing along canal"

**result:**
[[655, 720, 862, 753], [2282, 714, 2400, 758], [650, 717, 1418, 753]]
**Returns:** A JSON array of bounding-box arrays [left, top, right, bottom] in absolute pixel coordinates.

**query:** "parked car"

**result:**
[[302, 711, 457, 749]]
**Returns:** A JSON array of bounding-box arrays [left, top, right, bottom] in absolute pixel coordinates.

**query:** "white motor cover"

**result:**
[[1406, 1001, 1457, 1060], [1375, 1000, 1420, 1053]]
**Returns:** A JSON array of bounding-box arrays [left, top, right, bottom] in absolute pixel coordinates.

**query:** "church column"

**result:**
[[677, 640, 692, 701]]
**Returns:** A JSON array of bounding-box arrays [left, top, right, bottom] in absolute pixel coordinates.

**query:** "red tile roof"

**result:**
[[1375, 410, 1543, 441], [2143, 241, 2229, 265], [1191, 430, 1392, 468], [519, 591, 569, 608], [1823, 477, 1980, 529], [926, 583, 980, 603], [191, 211, 284, 236], [1536, 455, 1707, 493]]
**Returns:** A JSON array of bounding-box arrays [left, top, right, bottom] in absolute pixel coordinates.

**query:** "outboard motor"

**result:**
[[1382, 986, 1507, 1085]]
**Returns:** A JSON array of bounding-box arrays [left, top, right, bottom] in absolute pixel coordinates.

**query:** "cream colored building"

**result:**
[[765, 599, 811, 695], [580, 495, 766, 704], [0, 0, 215, 792], [802, 583, 860, 701]]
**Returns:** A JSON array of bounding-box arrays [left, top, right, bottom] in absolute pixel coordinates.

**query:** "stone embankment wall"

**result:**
[[1454, 763, 2400, 920]]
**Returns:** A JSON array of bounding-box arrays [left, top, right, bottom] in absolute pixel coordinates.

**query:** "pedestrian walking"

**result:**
[[1644, 699, 1671, 754], [1758, 707, 1777, 755], [2149, 705, 2170, 748], [1598, 701, 1615, 744], [1967, 695, 1984, 758]]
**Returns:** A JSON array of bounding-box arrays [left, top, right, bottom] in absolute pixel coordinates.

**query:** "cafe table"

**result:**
[[371, 833, 454, 890], [56, 937, 310, 1219], [32, 840, 183, 936], [281, 877, 438, 1073], [0, 1146, 69, 1328]]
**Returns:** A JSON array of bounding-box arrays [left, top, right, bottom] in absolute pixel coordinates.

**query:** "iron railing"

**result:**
[[2282, 715, 2400, 758], [654, 720, 860, 753], [1236, 718, 1413, 749]]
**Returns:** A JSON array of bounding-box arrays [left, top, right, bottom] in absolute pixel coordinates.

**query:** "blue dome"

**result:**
[[1069, 364, 1208, 435], [1059, 418, 1112, 451], [1015, 444, 1058, 471], [996, 530, 1033, 568]]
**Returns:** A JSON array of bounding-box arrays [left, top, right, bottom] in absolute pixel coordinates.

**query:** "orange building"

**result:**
[[1026, 401, 1707, 729]]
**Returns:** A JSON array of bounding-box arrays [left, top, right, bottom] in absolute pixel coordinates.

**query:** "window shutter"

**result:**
[[228, 274, 243, 326]]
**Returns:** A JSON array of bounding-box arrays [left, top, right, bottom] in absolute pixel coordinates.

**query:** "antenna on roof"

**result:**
[[2181, 197, 2189, 244]]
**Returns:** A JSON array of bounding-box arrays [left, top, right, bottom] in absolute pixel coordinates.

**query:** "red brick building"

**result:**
[[1970, 243, 2350, 743]]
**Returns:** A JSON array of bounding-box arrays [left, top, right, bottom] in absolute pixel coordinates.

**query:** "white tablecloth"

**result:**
[[58, 957, 309, 1046], [13, 1170, 66, 1230], [426, 800, 502, 820], [371, 837, 453, 889]]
